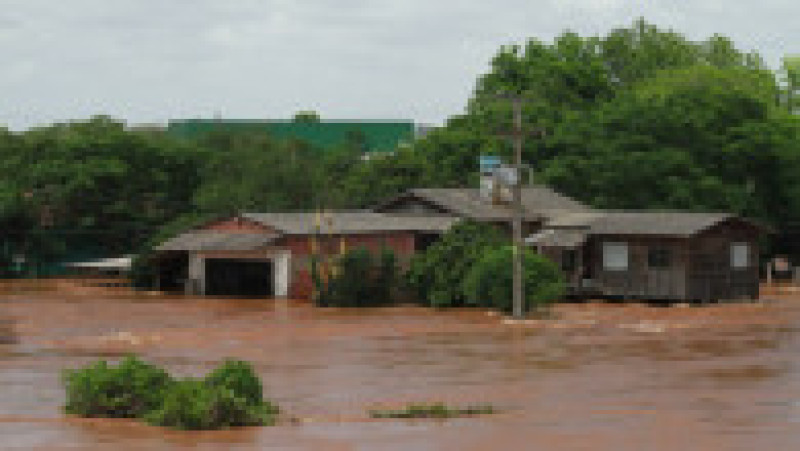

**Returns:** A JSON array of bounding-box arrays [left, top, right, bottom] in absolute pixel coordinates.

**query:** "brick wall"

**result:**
[[282, 232, 417, 299]]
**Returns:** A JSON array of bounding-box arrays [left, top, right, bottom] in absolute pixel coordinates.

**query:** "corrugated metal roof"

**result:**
[[544, 211, 737, 237], [156, 232, 279, 252], [587, 211, 734, 236], [243, 212, 459, 235], [378, 187, 590, 221], [526, 229, 588, 248], [167, 120, 415, 153]]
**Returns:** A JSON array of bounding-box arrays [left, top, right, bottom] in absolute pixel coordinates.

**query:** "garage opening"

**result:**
[[205, 259, 273, 297]]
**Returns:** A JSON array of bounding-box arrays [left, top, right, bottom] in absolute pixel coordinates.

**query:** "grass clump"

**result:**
[[369, 402, 497, 419], [63, 356, 279, 430]]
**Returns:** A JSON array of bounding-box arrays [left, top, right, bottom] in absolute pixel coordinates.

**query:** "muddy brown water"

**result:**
[[2, 279, 800, 450]]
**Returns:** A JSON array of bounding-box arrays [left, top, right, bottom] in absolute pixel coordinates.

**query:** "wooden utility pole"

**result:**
[[490, 94, 541, 319], [510, 97, 524, 319]]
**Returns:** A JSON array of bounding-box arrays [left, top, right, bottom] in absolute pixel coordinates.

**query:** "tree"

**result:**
[[192, 130, 324, 215], [463, 246, 565, 314], [781, 56, 800, 114], [405, 221, 505, 307], [539, 64, 785, 223], [0, 116, 205, 273]]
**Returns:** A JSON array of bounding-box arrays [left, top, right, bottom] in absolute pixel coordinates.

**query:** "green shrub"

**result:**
[[63, 356, 280, 430], [62, 355, 172, 418], [145, 379, 276, 430], [463, 246, 565, 314], [205, 359, 274, 411], [313, 246, 401, 307], [405, 221, 505, 307]]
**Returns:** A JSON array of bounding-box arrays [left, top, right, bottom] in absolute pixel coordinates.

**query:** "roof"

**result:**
[[156, 232, 280, 252], [166, 119, 415, 153], [63, 255, 134, 271], [376, 187, 591, 221], [243, 212, 459, 235], [526, 229, 588, 248], [587, 211, 737, 236], [543, 210, 758, 237]]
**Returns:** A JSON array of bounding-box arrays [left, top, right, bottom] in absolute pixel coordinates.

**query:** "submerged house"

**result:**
[[154, 212, 456, 298], [154, 182, 765, 301], [528, 211, 763, 301]]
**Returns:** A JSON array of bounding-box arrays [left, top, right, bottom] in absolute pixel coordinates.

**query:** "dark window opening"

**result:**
[[561, 249, 577, 272], [205, 259, 273, 297], [648, 248, 671, 269]]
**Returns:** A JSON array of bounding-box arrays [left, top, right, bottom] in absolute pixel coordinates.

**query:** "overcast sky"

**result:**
[[0, 0, 797, 130]]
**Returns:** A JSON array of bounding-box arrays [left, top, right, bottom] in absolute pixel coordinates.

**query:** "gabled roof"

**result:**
[[527, 229, 588, 248], [243, 211, 459, 235], [156, 232, 280, 252], [544, 210, 762, 237], [588, 211, 735, 236], [375, 187, 591, 221]]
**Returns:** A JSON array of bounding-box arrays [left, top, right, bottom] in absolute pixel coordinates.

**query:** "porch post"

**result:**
[[274, 251, 291, 298], [187, 252, 205, 295]]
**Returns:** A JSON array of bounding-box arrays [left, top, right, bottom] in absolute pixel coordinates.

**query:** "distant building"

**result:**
[[166, 118, 420, 154]]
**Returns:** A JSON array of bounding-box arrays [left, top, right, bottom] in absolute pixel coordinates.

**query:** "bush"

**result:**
[[63, 355, 172, 418], [145, 379, 276, 430], [63, 356, 279, 430], [205, 359, 266, 408], [463, 246, 566, 314], [405, 221, 505, 307], [313, 246, 401, 307]]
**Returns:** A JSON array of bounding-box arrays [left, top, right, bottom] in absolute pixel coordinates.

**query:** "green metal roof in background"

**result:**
[[167, 119, 416, 153]]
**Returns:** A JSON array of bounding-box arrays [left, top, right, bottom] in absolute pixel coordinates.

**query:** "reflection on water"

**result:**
[[0, 316, 16, 345], [2, 278, 800, 449]]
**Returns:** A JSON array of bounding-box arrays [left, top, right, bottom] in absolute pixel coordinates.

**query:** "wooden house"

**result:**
[[528, 211, 764, 301]]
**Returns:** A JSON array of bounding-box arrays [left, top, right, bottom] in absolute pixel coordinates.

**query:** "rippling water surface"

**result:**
[[2, 279, 799, 450]]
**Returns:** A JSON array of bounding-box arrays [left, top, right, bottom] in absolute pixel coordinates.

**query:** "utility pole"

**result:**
[[510, 97, 524, 319], [489, 94, 541, 319]]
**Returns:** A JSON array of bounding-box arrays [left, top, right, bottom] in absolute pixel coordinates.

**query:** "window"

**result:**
[[561, 249, 577, 272], [731, 242, 749, 268], [648, 247, 671, 269], [603, 242, 628, 270]]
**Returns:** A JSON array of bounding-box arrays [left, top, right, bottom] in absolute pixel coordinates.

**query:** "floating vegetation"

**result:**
[[369, 402, 497, 419]]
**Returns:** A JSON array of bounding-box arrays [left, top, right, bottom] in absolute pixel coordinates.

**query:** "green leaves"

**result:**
[[405, 221, 505, 308], [462, 246, 565, 314], [62, 355, 172, 419], [313, 246, 401, 307], [63, 356, 280, 430]]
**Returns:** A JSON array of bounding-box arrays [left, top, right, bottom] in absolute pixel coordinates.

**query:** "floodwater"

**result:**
[[2, 279, 800, 450]]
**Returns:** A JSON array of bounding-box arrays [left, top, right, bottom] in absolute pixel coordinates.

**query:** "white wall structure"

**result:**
[[185, 250, 290, 298]]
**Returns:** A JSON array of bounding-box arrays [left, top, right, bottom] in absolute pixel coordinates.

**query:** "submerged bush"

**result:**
[[205, 359, 266, 407], [405, 221, 505, 308], [369, 402, 497, 419], [462, 246, 565, 314], [145, 379, 277, 430], [312, 246, 402, 307], [62, 355, 172, 418], [63, 356, 279, 430]]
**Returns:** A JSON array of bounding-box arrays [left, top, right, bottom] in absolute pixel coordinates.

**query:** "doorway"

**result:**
[[205, 258, 273, 297]]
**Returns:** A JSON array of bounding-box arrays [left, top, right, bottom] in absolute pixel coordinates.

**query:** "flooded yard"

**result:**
[[2, 279, 800, 449]]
